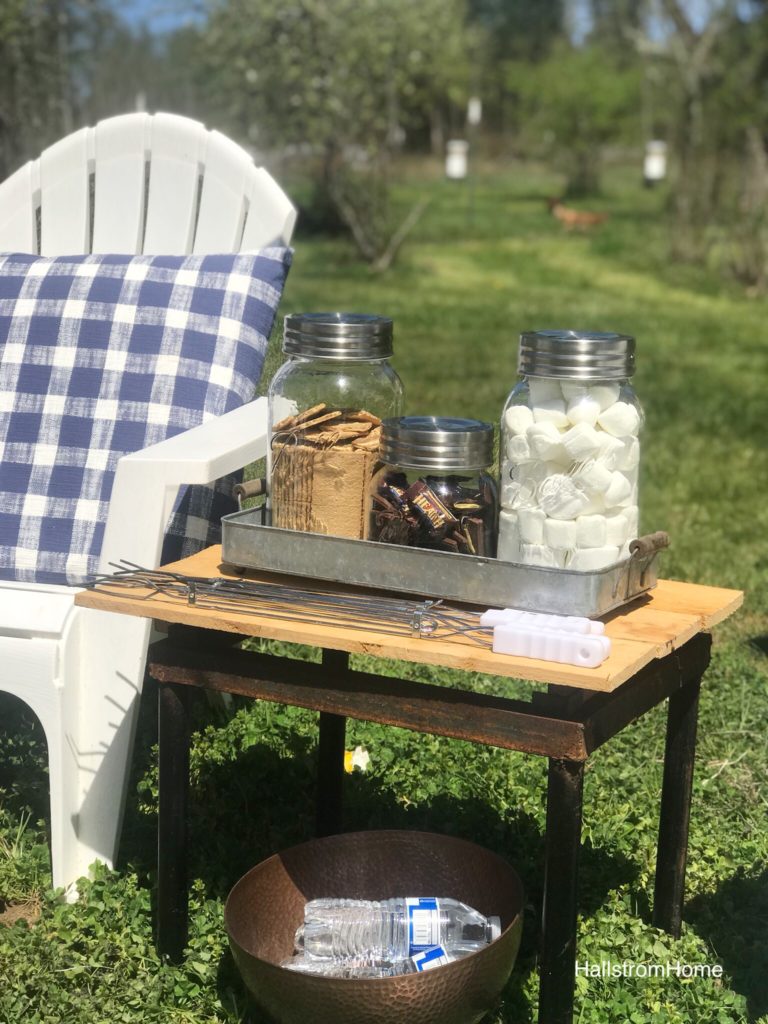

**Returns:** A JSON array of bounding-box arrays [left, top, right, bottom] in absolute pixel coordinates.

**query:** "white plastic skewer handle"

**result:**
[[492, 623, 611, 668], [480, 607, 605, 635]]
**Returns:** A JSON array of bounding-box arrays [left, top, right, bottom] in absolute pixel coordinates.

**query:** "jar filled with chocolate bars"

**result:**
[[370, 417, 498, 556], [267, 313, 404, 539]]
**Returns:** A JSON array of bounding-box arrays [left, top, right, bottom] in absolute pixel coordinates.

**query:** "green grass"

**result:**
[[1, 159, 766, 1023]]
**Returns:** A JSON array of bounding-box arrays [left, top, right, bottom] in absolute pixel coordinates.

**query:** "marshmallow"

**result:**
[[568, 546, 620, 570], [506, 462, 566, 510], [527, 422, 566, 461], [560, 381, 588, 401], [597, 401, 641, 437], [561, 422, 603, 461], [537, 474, 590, 519], [588, 383, 621, 411], [532, 398, 569, 429], [575, 514, 607, 548], [571, 458, 613, 494], [605, 511, 630, 547], [622, 505, 639, 539], [504, 404, 534, 435], [596, 433, 625, 469], [497, 510, 522, 562], [578, 492, 607, 515], [614, 435, 640, 471], [529, 378, 563, 405], [501, 478, 536, 510], [514, 459, 555, 483], [506, 434, 532, 462], [566, 394, 600, 427], [604, 471, 634, 508], [544, 517, 576, 549], [521, 543, 564, 568], [499, 508, 520, 530], [561, 382, 620, 410], [518, 507, 546, 544]]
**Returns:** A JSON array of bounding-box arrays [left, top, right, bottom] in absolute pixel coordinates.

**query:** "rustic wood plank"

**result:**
[[75, 547, 741, 694], [78, 581, 657, 693], [643, 579, 744, 628], [602, 605, 701, 656]]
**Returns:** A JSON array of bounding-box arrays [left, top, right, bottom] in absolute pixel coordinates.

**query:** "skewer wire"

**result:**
[[85, 562, 492, 646]]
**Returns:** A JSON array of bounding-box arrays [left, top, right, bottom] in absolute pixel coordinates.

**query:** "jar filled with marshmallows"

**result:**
[[498, 330, 642, 571]]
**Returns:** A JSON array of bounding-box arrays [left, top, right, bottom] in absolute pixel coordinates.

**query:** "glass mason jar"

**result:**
[[370, 416, 498, 556], [498, 330, 643, 571], [267, 313, 404, 538]]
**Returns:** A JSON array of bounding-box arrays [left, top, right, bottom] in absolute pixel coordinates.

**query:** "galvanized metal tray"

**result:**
[[221, 508, 666, 617]]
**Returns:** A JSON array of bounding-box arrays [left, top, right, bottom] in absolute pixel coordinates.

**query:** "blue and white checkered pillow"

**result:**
[[0, 249, 292, 585]]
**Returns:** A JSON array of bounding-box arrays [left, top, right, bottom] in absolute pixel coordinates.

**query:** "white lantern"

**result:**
[[445, 139, 469, 180]]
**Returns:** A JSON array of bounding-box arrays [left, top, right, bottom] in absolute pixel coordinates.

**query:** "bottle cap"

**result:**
[[380, 416, 495, 471], [283, 312, 393, 360], [518, 329, 635, 380]]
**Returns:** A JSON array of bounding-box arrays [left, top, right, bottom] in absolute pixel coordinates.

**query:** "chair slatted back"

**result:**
[[0, 112, 296, 257]]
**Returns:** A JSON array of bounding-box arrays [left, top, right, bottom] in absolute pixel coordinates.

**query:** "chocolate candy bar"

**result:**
[[405, 480, 458, 538]]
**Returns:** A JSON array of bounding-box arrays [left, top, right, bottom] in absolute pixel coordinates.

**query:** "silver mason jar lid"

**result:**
[[380, 416, 494, 471], [518, 329, 635, 379], [283, 312, 393, 360]]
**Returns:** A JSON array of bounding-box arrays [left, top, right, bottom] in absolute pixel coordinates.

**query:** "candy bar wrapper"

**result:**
[[405, 480, 459, 538], [462, 516, 486, 557]]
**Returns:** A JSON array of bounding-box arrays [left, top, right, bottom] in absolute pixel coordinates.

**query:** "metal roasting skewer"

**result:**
[[85, 561, 493, 646]]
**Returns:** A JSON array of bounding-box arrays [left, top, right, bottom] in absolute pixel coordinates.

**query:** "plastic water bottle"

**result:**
[[294, 897, 501, 962], [282, 944, 454, 978]]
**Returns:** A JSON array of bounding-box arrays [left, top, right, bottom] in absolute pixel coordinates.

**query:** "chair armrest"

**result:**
[[99, 398, 268, 572]]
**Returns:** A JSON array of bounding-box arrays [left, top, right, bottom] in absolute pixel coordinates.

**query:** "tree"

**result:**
[[0, 0, 75, 177], [467, 0, 565, 61], [626, 0, 768, 283], [465, 0, 566, 137], [200, 0, 473, 267], [510, 40, 642, 194], [0, 0, 177, 179]]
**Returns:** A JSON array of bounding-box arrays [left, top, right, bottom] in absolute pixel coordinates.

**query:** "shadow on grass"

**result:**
[[687, 868, 768, 1022]]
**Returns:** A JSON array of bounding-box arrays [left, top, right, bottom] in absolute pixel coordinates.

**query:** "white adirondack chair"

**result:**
[[0, 112, 296, 896]]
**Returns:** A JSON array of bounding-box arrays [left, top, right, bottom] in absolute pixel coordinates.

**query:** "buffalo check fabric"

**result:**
[[0, 249, 292, 585]]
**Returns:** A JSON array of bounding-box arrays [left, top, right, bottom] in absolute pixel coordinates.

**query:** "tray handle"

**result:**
[[232, 478, 267, 507], [629, 531, 670, 559]]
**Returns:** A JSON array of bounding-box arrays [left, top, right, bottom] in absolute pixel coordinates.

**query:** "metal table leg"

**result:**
[[316, 650, 348, 837], [539, 758, 585, 1024], [157, 682, 191, 963], [653, 673, 703, 937]]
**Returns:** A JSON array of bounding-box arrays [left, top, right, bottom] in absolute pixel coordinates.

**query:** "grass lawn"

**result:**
[[0, 159, 766, 1023]]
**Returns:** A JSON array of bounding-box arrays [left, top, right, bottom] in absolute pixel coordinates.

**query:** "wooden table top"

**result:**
[[74, 545, 743, 693]]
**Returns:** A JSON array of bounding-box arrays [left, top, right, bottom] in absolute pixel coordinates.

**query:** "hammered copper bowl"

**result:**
[[224, 830, 524, 1024]]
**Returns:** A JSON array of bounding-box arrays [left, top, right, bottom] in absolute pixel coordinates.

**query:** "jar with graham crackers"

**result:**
[[267, 314, 404, 539]]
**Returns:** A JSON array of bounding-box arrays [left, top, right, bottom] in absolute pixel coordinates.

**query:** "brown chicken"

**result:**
[[547, 197, 608, 230]]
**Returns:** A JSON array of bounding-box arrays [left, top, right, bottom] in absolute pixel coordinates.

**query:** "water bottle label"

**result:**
[[405, 897, 440, 953], [411, 945, 450, 972]]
